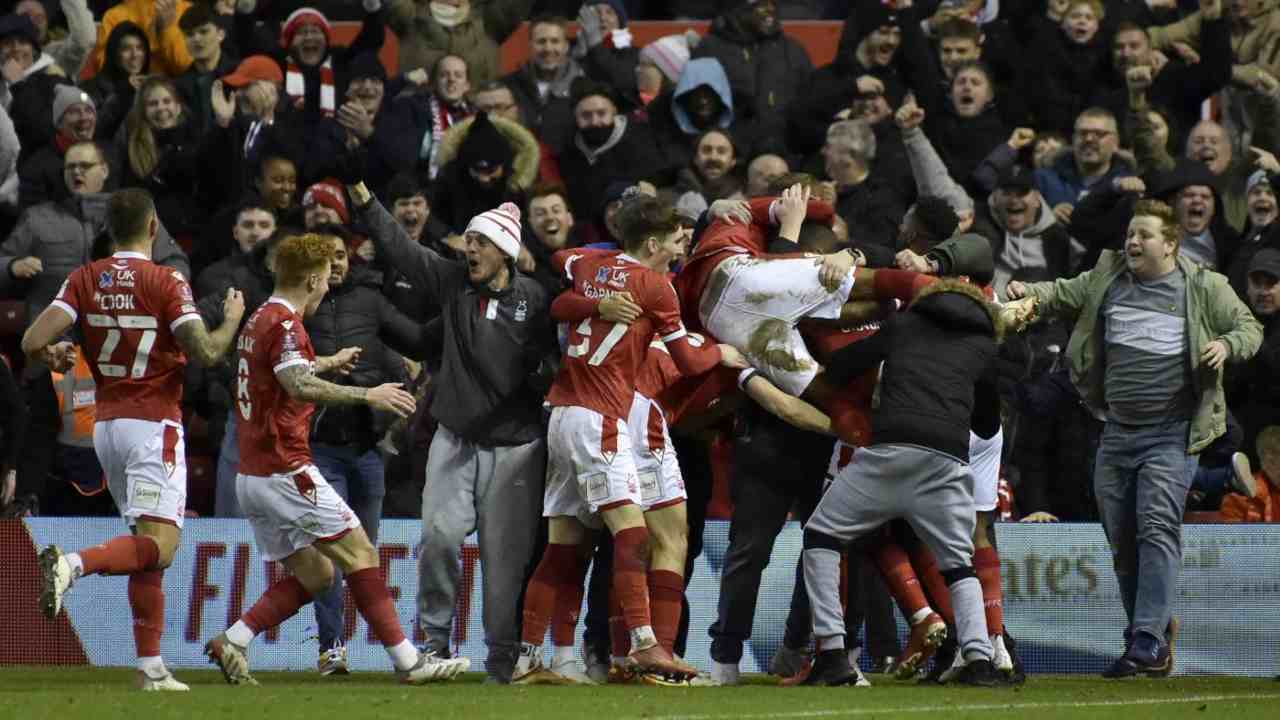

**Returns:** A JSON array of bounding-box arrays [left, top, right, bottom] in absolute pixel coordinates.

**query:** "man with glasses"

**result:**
[[1034, 107, 1134, 225], [472, 81, 522, 124]]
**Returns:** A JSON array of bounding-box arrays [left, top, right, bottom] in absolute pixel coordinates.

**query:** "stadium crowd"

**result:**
[[2, 0, 1280, 690]]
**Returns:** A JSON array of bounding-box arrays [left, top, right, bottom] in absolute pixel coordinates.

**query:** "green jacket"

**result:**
[[389, 0, 534, 84], [1025, 250, 1263, 453]]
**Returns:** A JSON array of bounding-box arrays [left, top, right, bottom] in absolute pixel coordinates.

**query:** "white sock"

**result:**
[[909, 607, 934, 625], [629, 625, 657, 650], [137, 656, 165, 676], [552, 645, 575, 667], [225, 620, 255, 648], [67, 552, 84, 579], [387, 639, 417, 672]]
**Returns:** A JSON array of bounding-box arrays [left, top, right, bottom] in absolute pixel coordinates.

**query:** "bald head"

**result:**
[[1186, 120, 1232, 175], [746, 154, 789, 197]]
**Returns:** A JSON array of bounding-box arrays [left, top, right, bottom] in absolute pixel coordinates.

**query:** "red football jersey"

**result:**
[[51, 252, 200, 423], [235, 298, 317, 476], [546, 251, 720, 420], [636, 339, 682, 405]]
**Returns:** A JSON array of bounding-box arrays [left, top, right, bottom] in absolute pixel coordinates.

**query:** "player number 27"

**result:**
[[566, 318, 627, 366], [92, 320, 157, 378]]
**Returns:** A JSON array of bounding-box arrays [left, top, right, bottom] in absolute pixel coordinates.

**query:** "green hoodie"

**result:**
[[1024, 250, 1262, 453]]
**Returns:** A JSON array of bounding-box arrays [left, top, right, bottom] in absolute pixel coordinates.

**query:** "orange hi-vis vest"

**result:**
[[52, 349, 96, 449]]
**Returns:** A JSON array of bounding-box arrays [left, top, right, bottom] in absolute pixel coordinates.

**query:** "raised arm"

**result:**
[[173, 288, 245, 366], [349, 180, 452, 301]]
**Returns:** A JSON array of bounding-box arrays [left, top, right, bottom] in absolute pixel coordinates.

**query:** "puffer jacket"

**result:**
[[1024, 250, 1263, 454], [0, 193, 189, 324], [691, 6, 813, 143], [3, 54, 66, 163], [430, 112, 540, 231], [305, 266, 424, 450]]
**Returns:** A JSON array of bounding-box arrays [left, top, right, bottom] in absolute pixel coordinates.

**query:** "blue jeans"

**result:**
[[311, 444, 387, 652], [214, 413, 243, 518], [1093, 420, 1198, 646]]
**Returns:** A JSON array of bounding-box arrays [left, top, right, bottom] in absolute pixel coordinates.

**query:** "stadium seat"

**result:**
[[0, 301, 25, 337]]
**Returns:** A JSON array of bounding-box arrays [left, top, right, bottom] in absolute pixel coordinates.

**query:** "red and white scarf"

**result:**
[[286, 57, 335, 117], [425, 95, 471, 179]]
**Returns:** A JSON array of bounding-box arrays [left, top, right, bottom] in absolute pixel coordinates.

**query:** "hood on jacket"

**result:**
[[833, 0, 903, 71], [986, 191, 1058, 238], [101, 21, 151, 88], [671, 57, 734, 135], [438, 112, 541, 192], [910, 278, 1003, 342]]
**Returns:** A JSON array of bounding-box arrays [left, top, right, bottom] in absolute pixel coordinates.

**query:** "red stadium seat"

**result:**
[[0, 301, 25, 337]]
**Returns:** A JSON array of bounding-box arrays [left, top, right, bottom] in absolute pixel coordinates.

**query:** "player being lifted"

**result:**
[[513, 197, 750, 683], [203, 233, 468, 686], [24, 189, 246, 690]]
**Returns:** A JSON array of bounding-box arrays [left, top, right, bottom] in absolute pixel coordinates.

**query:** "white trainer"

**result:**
[[549, 656, 596, 684], [318, 644, 350, 676], [710, 661, 740, 686], [992, 635, 1014, 675], [136, 669, 190, 692], [38, 546, 74, 619], [205, 633, 258, 686], [847, 647, 872, 687], [399, 650, 469, 685]]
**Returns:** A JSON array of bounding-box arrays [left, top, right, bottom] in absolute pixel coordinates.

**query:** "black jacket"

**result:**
[[834, 176, 907, 267], [558, 118, 663, 225], [82, 21, 150, 142], [8, 70, 66, 165], [360, 197, 555, 446], [1070, 157, 1241, 271], [305, 267, 424, 450], [691, 10, 813, 143], [174, 51, 241, 137], [826, 282, 1000, 460]]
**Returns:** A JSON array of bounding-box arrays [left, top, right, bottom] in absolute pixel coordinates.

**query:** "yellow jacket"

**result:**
[[92, 0, 194, 77]]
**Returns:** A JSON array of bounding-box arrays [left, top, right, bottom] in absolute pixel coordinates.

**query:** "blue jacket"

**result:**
[[1033, 152, 1134, 209]]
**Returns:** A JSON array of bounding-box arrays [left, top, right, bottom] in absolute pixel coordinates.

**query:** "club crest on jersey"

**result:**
[[595, 266, 610, 284], [98, 271, 114, 288], [515, 299, 528, 322]]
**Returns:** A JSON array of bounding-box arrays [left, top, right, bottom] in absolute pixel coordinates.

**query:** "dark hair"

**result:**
[[431, 53, 469, 83], [767, 171, 820, 195], [796, 222, 839, 254], [1112, 21, 1148, 40], [255, 153, 296, 180], [936, 18, 981, 42], [179, 3, 218, 33], [235, 196, 276, 222], [108, 188, 156, 244], [694, 128, 738, 159], [309, 222, 352, 244], [527, 181, 572, 213], [529, 14, 570, 35], [616, 196, 681, 254], [472, 79, 513, 95], [913, 196, 961, 243], [386, 173, 428, 206]]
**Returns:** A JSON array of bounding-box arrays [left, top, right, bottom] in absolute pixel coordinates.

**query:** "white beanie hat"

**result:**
[[640, 32, 695, 85], [466, 202, 522, 260]]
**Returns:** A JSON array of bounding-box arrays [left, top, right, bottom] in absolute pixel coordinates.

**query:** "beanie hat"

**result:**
[[466, 202, 523, 260], [0, 14, 39, 47], [345, 51, 387, 84], [640, 33, 694, 84], [1248, 169, 1273, 195], [302, 180, 350, 225], [457, 111, 514, 171], [279, 7, 333, 48], [52, 85, 95, 125], [570, 76, 617, 110], [602, 0, 629, 27]]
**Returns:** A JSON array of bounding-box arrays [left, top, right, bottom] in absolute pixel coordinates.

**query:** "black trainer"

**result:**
[[1002, 628, 1027, 685], [799, 649, 858, 686], [1102, 642, 1165, 679], [921, 632, 958, 684], [955, 658, 1001, 687]]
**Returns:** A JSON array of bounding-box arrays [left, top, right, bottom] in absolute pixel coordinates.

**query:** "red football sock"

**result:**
[[907, 542, 955, 625], [871, 269, 936, 304], [243, 575, 313, 635], [79, 535, 160, 576], [551, 550, 590, 647], [647, 570, 684, 655], [974, 546, 1005, 636], [612, 527, 652, 632], [608, 588, 630, 656], [128, 569, 164, 658], [347, 567, 406, 647], [522, 543, 578, 646], [872, 541, 930, 619]]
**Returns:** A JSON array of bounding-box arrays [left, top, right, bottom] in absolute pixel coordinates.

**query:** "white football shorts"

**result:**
[[699, 255, 855, 396], [543, 405, 642, 526], [627, 393, 686, 512], [94, 418, 187, 529], [237, 465, 360, 561]]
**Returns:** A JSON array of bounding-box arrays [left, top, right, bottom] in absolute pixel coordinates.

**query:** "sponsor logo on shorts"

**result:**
[[584, 472, 609, 504], [131, 481, 164, 511], [296, 513, 322, 534], [638, 471, 660, 504]]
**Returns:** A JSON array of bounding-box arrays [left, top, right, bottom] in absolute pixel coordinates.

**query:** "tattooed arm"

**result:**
[[174, 288, 244, 367], [277, 363, 417, 417]]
